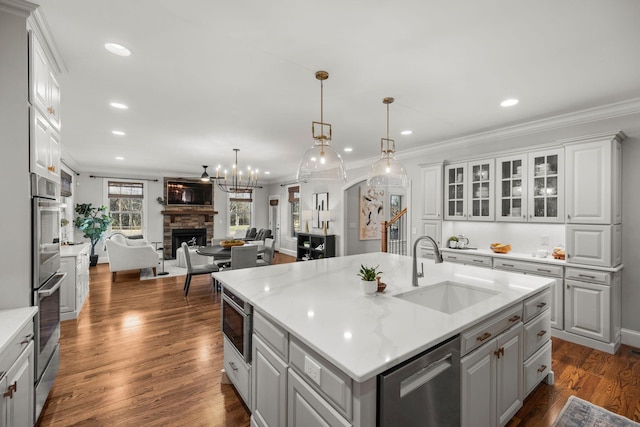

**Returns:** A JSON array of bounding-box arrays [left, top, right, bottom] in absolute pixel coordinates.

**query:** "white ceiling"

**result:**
[[36, 0, 640, 183]]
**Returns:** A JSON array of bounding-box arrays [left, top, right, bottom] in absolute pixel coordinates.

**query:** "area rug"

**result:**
[[552, 395, 640, 427], [140, 259, 186, 280]]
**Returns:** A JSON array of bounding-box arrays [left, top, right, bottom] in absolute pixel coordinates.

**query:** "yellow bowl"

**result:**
[[490, 243, 511, 254]]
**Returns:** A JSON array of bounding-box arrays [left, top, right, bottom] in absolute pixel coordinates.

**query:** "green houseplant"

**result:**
[[73, 203, 113, 266], [357, 264, 383, 296]]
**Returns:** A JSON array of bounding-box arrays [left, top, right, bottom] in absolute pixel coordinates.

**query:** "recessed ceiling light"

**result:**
[[115, 156, 124, 160], [344, 147, 353, 152], [264, 171, 271, 175], [401, 130, 413, 135], [104, 42, 132, 57], [110, 102, 128, 109], [112, 130, 125, 136], [500, 98, 519, 107]]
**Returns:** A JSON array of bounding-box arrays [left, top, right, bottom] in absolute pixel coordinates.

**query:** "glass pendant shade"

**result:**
[[297, 142, 346, 182], [367, 152, 408, 190]]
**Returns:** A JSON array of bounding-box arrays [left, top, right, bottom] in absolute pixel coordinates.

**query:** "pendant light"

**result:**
[[297, 71, 347, 183], [200, 165, 210, 182], [366, 97, 408, 190]]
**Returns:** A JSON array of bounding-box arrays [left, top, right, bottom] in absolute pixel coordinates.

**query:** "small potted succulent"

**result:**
[[357, 264, 383, 296]]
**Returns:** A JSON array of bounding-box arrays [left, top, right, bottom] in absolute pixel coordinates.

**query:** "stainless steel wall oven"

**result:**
[[31, 173, 64, 420], [221, 286, 253, 363]]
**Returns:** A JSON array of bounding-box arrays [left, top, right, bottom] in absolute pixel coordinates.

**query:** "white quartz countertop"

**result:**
[[61, 242, 90, 257], [0, 307, 37, 353], [213, 252, 553, 383]]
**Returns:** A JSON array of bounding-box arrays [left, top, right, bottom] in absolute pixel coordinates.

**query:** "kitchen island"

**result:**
[[214, 252, 554, 427]]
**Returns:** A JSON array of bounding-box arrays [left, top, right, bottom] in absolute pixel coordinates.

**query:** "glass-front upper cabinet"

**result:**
[[444, 159, 494, 221], [444, 163, 467, 220], [527, 149, 564, 223], [467, 159, 494, 221], [496, 154, 528, 222]]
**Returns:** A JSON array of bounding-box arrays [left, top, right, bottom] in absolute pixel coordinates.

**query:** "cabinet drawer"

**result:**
[[254, 310, 288, 361], [442, 252, 492, 268], [523, 340, 551, 396], [564, 267, 610, 285], [289, 338, 352, 420], [523, 288, 551, 323], [0, 320, 33, 373], [288, 369, 351, 427], [493, 259, 563, 278], [461, 304, 523, 356], [524, 310, 551, 358], [224, 337, 251, 406]]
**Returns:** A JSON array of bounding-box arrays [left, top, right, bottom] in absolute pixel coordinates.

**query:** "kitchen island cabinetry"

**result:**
[[215, 253, 553, 427], [0, 308, 37, 427], [60, 243, 90, 321]]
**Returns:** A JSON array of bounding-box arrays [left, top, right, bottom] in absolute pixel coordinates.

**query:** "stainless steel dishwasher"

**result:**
[[378, 335, 461, 427]]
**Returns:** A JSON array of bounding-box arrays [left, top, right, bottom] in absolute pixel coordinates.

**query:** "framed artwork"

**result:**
[[312, 192, 329, 229], [359, 187, 384, 240]]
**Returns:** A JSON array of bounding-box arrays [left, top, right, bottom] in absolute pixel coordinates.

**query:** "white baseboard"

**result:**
[[621, 328, 640, 349], [278, 248, 297, 258]]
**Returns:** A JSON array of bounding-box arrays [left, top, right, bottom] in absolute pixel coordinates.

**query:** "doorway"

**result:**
[[268, 196, 280, 251]]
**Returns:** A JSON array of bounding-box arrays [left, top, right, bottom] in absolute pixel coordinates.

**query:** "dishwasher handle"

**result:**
[[399, 352, 453, 398]]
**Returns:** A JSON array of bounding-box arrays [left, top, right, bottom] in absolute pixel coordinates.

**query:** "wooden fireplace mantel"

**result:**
[[161, 209, 218, 222]]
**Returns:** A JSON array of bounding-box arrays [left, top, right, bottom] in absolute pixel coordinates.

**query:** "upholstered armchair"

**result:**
[[105, 234, 159, 282]]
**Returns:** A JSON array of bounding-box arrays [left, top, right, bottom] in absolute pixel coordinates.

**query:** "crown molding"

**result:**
[[0, 0, 37, 17], [395, 97, 640, 161]]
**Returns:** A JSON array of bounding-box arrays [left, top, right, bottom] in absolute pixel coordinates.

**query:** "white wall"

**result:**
[[0, 8, 33, 309]]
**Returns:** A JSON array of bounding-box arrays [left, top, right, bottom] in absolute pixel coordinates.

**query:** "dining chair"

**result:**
[[182, 242, 219, 296], [230, 245, 258, 270], [257, 238, 275, 266]]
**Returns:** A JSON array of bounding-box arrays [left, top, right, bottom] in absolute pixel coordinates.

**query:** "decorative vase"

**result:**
[[360, 280, 378, 296]]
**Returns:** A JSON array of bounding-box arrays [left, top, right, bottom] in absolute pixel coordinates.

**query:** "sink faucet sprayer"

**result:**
[[412, 236, 443, 286]]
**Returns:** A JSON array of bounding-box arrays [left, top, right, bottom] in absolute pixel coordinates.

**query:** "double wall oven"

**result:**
[[32, 174, 65, 420]]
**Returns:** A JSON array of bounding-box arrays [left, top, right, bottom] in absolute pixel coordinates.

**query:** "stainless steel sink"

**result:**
[[395, 281, 499, 314]]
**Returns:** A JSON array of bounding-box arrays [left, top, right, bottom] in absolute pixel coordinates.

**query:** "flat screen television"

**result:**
[[166, 180, 213, 206]]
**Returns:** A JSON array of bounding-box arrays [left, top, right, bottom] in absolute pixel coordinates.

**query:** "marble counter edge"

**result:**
[[0, 307, 38, 358]]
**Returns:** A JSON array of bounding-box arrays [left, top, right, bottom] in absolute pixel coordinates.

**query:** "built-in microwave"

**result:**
[[221, 287, 253, 363]]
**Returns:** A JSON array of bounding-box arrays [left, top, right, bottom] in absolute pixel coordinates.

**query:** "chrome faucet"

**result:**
[[412, 236, 443, 286]]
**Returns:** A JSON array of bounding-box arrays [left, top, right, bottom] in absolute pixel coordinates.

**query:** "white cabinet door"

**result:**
[[252, 335, 287, 427], [527, 149, 564, 223], [565, 279, 611, 343], [421, 164, 443, 220], [59, 257, 76, 314], [549, 278, 563, 330], [565, 136, 621, 225], [287, 369, 350, 427], [495, 154, 528, 222], [444, 163, 467, 220], [566, 224, 620, 267], [30, 32, 49, 115], [31, 107, 51, 179], [496, 325, 523, 427], [0, 375, 6, 427], [461, 337, 496, 427], [467, 159, 495, 221], [4, 342, 34, 427], [48, 71, 61, 130]]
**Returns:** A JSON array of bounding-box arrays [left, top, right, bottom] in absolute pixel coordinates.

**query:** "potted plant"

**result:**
[[73, 203, 113, 267], [357, 264, 383, 296]]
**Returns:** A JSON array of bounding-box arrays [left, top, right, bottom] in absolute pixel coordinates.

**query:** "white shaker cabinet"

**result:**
[[30, 107, 60, 184], [287, 369, 350, 427], [565, 133, 623, 225], [461, 323, 523, 427], [566, 224, 622, 268], [60, 244, 90, 321], [29, 27, 61, 131], [252, 335, 287, 427], [421, 163, 443, 220], [564, 268, 621, 345]]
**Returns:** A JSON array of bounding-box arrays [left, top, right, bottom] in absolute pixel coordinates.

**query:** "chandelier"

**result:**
[[366, 97, 408, 190], [297, 70, 346, 183], [206, 148, 262, 194]]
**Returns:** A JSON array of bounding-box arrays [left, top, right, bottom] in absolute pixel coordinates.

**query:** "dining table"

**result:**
[[196, 241, 265, 264]]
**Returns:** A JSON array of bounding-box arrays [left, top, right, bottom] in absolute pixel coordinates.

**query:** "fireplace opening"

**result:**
[[171, 228, 207, 258]]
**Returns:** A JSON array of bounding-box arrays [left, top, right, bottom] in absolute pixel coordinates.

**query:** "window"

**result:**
[[229, 191, 253, 237], [108, 181, 144, 237], [289, 186, 300, 237]]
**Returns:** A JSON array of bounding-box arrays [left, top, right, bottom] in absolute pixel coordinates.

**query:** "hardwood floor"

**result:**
[[37, 253, 640, 426]]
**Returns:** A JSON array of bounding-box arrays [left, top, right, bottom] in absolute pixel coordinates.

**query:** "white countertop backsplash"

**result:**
[[214, 252, 553, 382]]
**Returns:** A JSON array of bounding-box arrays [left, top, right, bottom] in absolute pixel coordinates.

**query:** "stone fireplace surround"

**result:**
[[162, 207, 217, 259]]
